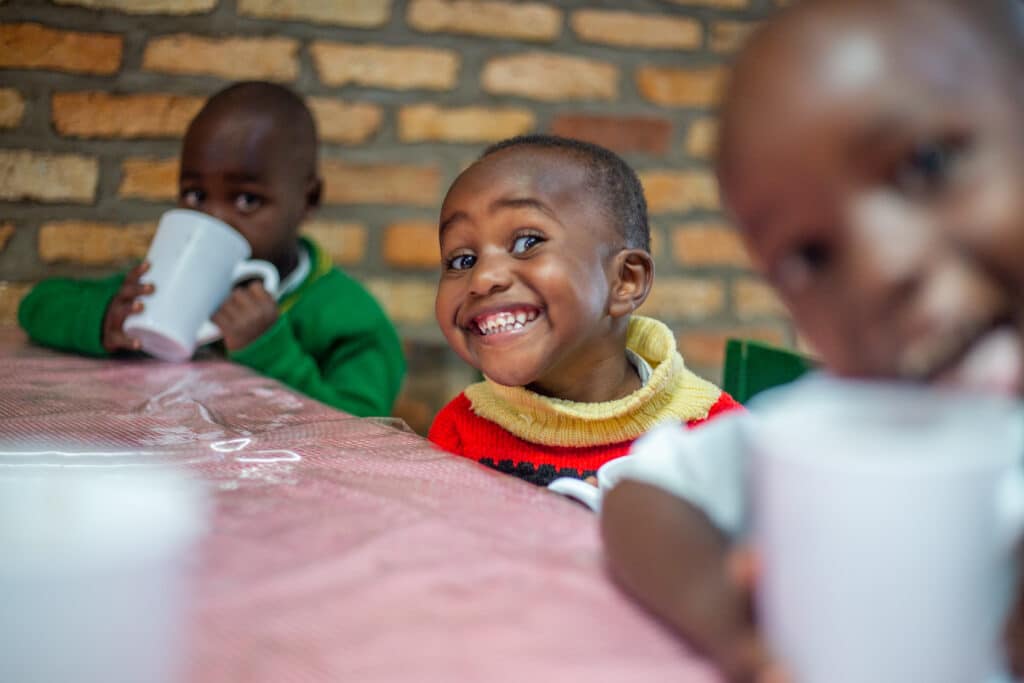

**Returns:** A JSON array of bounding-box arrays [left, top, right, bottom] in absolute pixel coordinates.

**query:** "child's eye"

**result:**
[[511, 234, 543, 254], [775, 240, 832, 292], [446, 253, 476, 271], [235, 193, 264, 213], [892, 140, 963, 197], [180, 188, 204, 208]]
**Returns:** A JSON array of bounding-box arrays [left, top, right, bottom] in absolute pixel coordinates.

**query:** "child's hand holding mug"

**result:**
[[212, 279, 279, 351], [102, 261, 154, 353]]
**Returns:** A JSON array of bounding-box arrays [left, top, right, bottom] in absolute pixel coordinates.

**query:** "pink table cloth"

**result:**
[[0, 328, 716, 683]]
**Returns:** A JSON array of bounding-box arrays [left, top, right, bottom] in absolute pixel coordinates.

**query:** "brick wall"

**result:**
[[0, 0, 794, 434]]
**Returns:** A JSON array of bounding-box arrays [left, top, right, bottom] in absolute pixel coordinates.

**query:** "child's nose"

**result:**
[[844, 194, 936, 316], [201, 203, 235, 229], [468, 255, 512, 297]]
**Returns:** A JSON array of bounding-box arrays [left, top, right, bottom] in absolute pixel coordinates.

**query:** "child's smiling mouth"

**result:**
[[469, 306, 541, 337], [903, 318, 1024, 396]]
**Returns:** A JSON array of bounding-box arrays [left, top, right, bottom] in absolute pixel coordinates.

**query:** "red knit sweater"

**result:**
[[429, 390, 742, 486]]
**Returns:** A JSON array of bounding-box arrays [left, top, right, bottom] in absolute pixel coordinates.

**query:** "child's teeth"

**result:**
[[476, 309, 538, 335]]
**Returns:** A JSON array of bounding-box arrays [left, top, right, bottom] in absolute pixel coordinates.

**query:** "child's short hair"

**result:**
[[189, 81, 319, 176], [481, 135, 650, 253]]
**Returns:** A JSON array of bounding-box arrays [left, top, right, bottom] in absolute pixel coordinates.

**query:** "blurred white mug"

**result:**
[[124, 209, 279, 362], [547, 455, 633, 512], [0, 467, 208, 683], [751, 380, 1024, 683]]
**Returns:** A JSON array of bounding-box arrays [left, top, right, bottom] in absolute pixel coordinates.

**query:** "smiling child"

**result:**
[[428, 135, 740, 485]]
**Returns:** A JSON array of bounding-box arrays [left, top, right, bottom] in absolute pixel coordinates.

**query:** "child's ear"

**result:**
[[303, 177, 323, 219], [608, 249, 654, 319]]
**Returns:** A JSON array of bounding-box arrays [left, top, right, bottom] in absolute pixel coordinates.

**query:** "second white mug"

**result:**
[[124, 209, 280, 362]]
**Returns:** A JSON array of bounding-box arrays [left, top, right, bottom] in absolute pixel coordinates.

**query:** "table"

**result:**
[[0, 327, 715, 683]]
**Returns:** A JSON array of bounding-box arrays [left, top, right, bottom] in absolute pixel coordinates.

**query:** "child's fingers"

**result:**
[[116, 281, 154, 302], [107, 330, 142, 351], [124, 261, 150, 284], [756, 664, 794, 683], [727, 546, 760, 592], [108, 299, 143, 326], [212, 293, 242, 328], [245, 279, 275, 303]]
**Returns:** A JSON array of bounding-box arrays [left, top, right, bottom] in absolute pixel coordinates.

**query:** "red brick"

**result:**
[[636, 66, 728, 108], [238, 0, 391, 27], [675, 325, 788, 370], [0, 223, 13, 252], [119, 157, 178, 201], [322, 161, 440, 207], [38, 221, 156, 265], [52, 93, 203, 139], [54, 0, 216, 13], [407, 0, 562, 42], [685, 117, 718, 160], [638, 276, 725, 320], [399, 105, 534, 143], [0, 149, 98, 203], [301, 221, 367, 265], [309, 98, 383, 144], [571, 10, 701, 50], [0, 23, 122, 74], [365, 279, 437, 324], [0, 89, 25, 128], [311, 42, 459, 91], [383, 222, 439, 268], [0, 282, 32, 326], [711, 20, 759, 54], [397, 104, 536, 143], [671, 222, 750, 267], [482, 52, 618, 102], [549, 114, 672, 156], [142, 35, 298, 81], [666, 0, 748, 7], [734, 277, 787, 318], [640, 170, 719, 214]]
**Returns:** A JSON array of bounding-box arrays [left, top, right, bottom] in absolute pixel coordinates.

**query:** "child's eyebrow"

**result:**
[[439, 197, 557, 240], [177, 170, 265, 183], [224, 171, 264, 183], [847, 114, 914, 155], [489, 196, 556, 219]]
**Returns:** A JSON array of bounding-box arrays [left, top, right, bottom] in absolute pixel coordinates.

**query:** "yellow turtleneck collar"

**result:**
[[463, 316, 722, 447]]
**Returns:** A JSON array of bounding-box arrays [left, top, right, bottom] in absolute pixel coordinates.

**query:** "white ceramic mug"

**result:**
[[547, 455, 633, 512], [0, 467, 208, 683], [124, 209, 280, 362], [750, 380, 1024, 683]]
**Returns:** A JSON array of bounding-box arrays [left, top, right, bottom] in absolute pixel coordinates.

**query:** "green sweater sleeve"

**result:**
[[229, 312, 404, 417], [17, 274, 126, 357], [226, 265, 405, 417]]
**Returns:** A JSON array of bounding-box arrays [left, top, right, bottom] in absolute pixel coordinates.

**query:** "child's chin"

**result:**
[[480, 365, 539, 389], [934, 326, 1024, 397]]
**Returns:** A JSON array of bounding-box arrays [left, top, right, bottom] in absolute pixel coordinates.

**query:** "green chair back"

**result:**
[[722, 338, 816, 404]]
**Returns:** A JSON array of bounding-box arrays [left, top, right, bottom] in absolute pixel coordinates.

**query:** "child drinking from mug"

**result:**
[[18, 81, 405, 417], [428, 135, 740, 485], [600, 0, 1024, 680]]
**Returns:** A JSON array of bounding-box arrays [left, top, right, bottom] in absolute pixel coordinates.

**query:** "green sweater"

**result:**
[[17, 238, 406, 417]]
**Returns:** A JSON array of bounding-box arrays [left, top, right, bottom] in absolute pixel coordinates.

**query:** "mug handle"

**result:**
[[547, 477, 602, 512], [196, 259, 281, 345]]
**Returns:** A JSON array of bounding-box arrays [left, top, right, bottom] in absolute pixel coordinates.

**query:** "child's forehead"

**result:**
[[451, 147, 596, 206], [441, 147, 615, 240], [720, 2, 1010, 186], [182, 110, 292, 172]]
